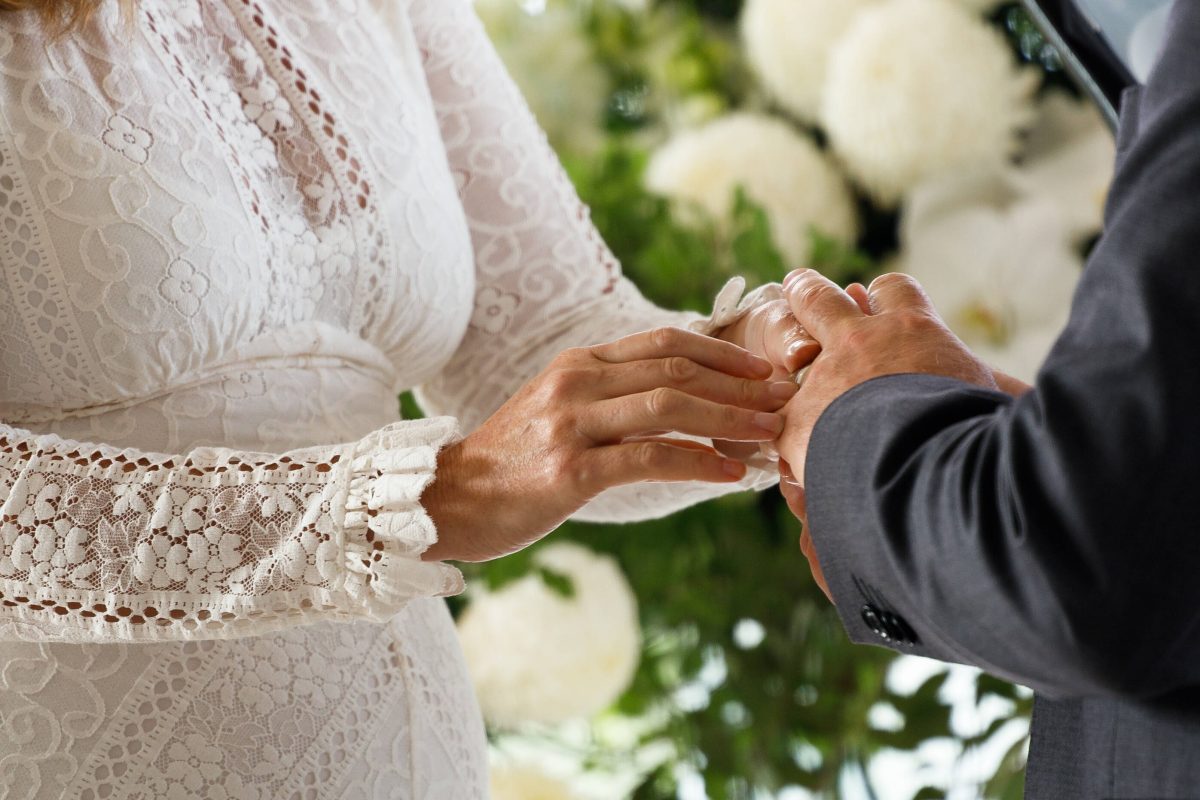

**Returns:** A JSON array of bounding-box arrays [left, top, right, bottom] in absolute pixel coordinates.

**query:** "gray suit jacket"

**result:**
[[805, 2, 1200, 797]]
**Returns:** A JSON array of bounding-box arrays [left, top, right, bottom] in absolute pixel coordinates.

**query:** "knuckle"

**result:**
[[796, 281, 835, 311], [897, 309, 939, 334], [567, 461, 594, 492], [635, 442, 670, 472], [737, 379, 760, 406], [872, 272, 916, 291], [663, 356, 697, 383], [650, 326, 682, 351], [647, 386, 682, 417], [556, 346, 591, 366], [541, 369, 578, 401], [723, 404, 745, 428], [547, 449, 582, 486], [546, 410, 579, 442]]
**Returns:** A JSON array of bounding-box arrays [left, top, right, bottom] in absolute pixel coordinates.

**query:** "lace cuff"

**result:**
[[688, 277, 785, 337], [341, 417, 465, 620]]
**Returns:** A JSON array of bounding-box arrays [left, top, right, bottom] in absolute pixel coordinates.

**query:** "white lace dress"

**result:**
[[0, 1, 777, 798]]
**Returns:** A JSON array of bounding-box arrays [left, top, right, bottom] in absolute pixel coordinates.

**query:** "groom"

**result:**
[[774, 0, 1200, 796]]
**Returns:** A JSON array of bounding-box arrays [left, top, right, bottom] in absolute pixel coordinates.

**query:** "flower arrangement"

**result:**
[[457, 543, 641, 727]]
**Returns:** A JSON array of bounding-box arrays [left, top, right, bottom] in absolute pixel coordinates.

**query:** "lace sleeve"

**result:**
[[0, 417, 462, 643], [406, 0, 778, 522]]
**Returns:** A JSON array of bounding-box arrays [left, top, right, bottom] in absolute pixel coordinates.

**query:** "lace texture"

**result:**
[[0, 417, 461, 642], [0, 0, 775, 797]]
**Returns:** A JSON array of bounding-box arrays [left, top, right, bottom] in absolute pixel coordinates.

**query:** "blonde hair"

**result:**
[[0, 0, 109, 32]]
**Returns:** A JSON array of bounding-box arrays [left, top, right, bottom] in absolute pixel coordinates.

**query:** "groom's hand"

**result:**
[[775, 269, 998, 484]]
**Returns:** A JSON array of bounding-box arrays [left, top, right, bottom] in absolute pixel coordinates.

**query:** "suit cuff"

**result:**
[[803, 373, 1009, 663]]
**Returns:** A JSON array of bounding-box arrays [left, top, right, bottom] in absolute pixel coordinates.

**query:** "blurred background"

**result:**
[[416, 1, 1116, 797]]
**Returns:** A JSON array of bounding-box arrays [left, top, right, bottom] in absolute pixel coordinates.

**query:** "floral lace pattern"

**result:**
[[0, 0, 774, 797]]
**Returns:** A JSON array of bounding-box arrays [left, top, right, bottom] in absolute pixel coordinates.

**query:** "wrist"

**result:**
[[419, 438, 516, 564], [420, 442, 479, 563]]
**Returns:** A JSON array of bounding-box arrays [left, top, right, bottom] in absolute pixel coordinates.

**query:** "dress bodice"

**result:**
[[0, 0, 474, 453]]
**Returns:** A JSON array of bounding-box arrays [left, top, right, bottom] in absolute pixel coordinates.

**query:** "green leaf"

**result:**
[[729, 188, 786, 280], [538, 566, 577, 598], [398, 390, 424, 420]]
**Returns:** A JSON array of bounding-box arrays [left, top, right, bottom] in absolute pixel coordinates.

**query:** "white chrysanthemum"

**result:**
[[490, 766, 580, 800], [457, 542, 641, 727], [898, 170, 1082, 382], [474, 0, 608, 153], [1012, 90, 1115, 244], [821, 0, 1036, 205], [740, 0, 879, 123], [645, 113, 858, 264]]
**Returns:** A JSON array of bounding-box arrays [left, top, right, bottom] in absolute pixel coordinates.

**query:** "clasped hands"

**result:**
[[422, 269, 1026, 577]]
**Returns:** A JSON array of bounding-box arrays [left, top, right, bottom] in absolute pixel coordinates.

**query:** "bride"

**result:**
[[0, 0, 815, 797]]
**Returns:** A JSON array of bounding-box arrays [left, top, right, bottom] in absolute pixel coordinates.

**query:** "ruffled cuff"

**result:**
[[340, 417, 465, 620], [688, 276, 785, 337]]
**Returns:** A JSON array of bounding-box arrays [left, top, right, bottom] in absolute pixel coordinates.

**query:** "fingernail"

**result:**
[[787, 339, 815, 358], [754, 412, 784, 435], [723, 459, 747, 478], [783, 269, 804, 290], [768, 381, 799, 400]]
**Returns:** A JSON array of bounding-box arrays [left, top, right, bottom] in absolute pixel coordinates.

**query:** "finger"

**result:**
[[867, 272, 935, 315], [799, 528, 833, 602], [621, 436, 721, 453], [577, 440, 747, 490], [583, 389, 785, 443], [782, 269, 863, 342], [594, 358, 799, 411], [753, 302, 821, 374], [713, 439, 762, 460], [846, 283, 872, 315], [779, 460, 808, 519], [590, 327, 773, 379], [780, 478, 807, 520]]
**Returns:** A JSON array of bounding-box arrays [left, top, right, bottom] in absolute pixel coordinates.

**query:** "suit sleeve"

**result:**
[[804, 0, 1200, 699]]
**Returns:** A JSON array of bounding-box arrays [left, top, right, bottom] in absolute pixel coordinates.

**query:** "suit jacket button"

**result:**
[[879, 611, 910, 644], [861, 605, 887, 637]]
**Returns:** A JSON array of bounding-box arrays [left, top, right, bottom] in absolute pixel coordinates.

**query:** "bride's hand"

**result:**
[[421, 327, 798, 562]]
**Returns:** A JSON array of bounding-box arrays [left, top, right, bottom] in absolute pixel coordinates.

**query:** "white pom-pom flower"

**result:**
[[741, 0, 879, 123], [898, 170, 1082, 382], [490, 765, 580, 800], [821, 0, 1036, 205], [645, 112, 858, 264], [1012, 90, 1115, 244], [456, 542, 641, 727]]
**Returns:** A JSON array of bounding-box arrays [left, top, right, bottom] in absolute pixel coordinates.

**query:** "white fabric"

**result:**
[[0, 1, 776, 798]]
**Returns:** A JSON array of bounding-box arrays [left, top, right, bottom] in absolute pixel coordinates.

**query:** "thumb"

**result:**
[[867, 273, 935, 315]]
